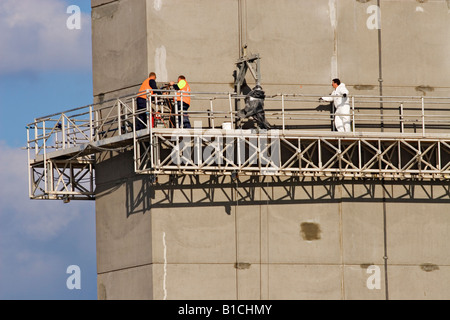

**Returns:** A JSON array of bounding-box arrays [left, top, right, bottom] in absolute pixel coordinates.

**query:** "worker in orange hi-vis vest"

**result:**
[[136, 72, 159, 130], [169, 75, 191, 129]]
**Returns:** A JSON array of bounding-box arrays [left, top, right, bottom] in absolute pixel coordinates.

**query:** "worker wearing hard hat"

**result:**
[[169, 75, 191, 128], [319, 78, 351, 132], [136, 72, 159, 130]]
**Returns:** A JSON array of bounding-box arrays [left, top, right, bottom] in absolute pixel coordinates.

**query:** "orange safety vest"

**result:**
[[176, 80, 191, 106], [138, 77, 154, 99]]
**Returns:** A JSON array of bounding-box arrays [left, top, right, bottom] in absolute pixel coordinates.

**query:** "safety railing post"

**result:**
[[318, 138, 322, 169], [351, 96, 355, 133], [175, 96, 179, 129], [149, 95, 154, 170], [282, 94, 285, 134], [27, 126, 32, 198], [131, 97, 135, 136], [90, 162, 94, 196], [67, 117, 71, 147], [132, 97, 138, 173], [421, 97, 425, 135], [210, 99, 215, 129], [54, 117, 59, 151], [146, 90, 150, 132], [229, 93, 234, 129], [123, 100, 129, 132], [34, 122, 38, 157], [118, 101, 122, 136], [181, 92, 184, 129], [43, 120, 48, 194], [89, 105, 93, 142], [399, 103, 404, 133], [95, 109, 99, 142], [438, 141, 442, 171]]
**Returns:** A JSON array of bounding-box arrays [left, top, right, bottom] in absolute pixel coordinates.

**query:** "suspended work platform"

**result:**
[[26, 90, 450, 201]]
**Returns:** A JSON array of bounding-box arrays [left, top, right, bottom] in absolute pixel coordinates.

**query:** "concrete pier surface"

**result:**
[[91, 0, 450, 300]]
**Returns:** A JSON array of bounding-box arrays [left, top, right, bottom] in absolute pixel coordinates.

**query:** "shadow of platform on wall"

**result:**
[[124, 174, 450, 216]]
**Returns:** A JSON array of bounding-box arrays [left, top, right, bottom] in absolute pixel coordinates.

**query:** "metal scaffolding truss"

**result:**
[[26, 91, 450, 200], [29, 158, 95, 201], [135, 130, 450, 179]]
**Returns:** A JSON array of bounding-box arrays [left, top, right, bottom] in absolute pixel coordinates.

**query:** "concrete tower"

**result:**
[[90, 0, 450, 299]]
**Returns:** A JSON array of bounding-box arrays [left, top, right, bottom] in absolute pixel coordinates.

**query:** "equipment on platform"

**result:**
[[237, 85, 271, 129], [233, 49, 271, 129]]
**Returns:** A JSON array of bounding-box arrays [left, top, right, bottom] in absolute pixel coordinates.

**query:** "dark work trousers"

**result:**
[[176, 101, 191, 128], [136, 97, 148, 130]]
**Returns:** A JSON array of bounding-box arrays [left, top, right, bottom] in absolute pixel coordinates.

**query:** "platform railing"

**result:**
[[26, 92, 450, 162], [25, 91, 450, 200]]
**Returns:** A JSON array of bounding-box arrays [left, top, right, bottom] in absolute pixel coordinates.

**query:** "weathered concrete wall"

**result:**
[[92, 0, 148, 100], [96, 170, 450, 299], [140, 0, 450, 95], [92, 0, 450, 300]]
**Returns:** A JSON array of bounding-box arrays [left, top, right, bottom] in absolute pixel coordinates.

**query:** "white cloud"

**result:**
[[0, 0, 92, 75], [0, 141, 96, 299], [0, 141, 83, 241]]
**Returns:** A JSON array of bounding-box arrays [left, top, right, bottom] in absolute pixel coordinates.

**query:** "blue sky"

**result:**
[[0, 0, 97, 299]]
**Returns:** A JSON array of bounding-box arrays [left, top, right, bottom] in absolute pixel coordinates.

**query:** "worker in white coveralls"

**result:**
[[319, 78, 351, 132]]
